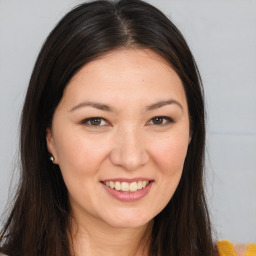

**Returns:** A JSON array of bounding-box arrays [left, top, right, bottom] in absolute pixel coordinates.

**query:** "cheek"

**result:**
[[150, 135, 188, 207], [151, 133, 189, 174], [54, 131, 108, 177]]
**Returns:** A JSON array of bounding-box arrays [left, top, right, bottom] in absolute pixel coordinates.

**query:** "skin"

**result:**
[[46, 48, 191, 256], [234, 244, 246, 256]]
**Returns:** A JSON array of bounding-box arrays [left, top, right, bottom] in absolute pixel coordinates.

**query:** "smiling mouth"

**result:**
[[102, 180, 151, 192]]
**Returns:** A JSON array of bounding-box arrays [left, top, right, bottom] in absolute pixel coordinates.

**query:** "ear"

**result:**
[[46, 127, 58, 164], [188, 134, 192, 145], [188, 118, 193, 145]]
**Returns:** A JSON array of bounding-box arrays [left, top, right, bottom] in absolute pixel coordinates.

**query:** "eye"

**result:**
[[81, 117, 108, 127], [147, 116, 174, 126]]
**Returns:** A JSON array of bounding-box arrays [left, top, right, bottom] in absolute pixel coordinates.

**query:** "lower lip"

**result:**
[[101, 182, 153, 202]]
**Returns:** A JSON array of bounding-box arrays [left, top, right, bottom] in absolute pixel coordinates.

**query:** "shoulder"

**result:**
[[217, 240, 256, 256], [233, 244, 247, 256]]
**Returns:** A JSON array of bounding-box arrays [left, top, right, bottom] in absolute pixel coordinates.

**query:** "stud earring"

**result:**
[[49, 155, 55, 163]]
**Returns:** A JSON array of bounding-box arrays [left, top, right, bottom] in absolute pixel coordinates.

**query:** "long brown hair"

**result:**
[[0, 0, 217, 255]]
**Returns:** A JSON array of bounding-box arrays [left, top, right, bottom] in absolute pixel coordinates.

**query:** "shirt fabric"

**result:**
[[217, 240, 256, 256]]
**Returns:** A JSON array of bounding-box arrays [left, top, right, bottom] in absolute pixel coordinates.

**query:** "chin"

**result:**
[[103, 212, 154, 229]]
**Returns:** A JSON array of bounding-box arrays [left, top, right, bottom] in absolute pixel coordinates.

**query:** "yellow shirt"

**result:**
[[217, 240, 256, 256]]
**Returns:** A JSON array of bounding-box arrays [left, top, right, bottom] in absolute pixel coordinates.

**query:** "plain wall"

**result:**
[[0, 0, 255, 243]]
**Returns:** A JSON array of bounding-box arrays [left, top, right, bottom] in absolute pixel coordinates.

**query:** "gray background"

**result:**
[[0, 0, 255, 243]]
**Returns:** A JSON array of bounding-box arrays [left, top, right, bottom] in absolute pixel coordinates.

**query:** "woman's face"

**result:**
[[46, 48, 190, 229]]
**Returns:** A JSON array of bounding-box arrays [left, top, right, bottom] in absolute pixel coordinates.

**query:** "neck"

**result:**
[[69, 211, 152, 256]]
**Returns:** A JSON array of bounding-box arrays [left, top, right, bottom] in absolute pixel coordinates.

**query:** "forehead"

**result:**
[[69, 48, 178, 84], [60, 48, 187, 110]]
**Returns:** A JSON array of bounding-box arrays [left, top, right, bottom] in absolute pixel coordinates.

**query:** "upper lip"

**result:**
[[101, 177, 153, 183]]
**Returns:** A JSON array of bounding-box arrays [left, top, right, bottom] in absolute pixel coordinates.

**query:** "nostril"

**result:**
[[109, 147, 149, 171]]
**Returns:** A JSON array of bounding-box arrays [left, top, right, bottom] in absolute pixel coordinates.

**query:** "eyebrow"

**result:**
[[145, 99, 183, 111], [70, 102, 113, 112], [69, 99, 183, 112]]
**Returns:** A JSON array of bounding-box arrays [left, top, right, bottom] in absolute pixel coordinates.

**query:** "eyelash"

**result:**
[[80, 117, 109, 127], [80, 116, 174, 127], [147, 116, 174, 126]]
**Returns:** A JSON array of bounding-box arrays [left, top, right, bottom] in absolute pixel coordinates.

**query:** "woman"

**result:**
[[0, 0, 236, 255]]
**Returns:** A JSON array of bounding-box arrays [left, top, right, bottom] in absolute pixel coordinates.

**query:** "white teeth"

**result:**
[[121, 182, 129, 192], [104, 180, 150, 192], [115, 181, 121, 191], [130, 182, 137, 192], [137, 181, 142, 190], [110, 181, 115, 189]]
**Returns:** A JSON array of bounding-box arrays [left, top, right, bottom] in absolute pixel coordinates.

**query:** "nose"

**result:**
[[109, 125, 149, 171]]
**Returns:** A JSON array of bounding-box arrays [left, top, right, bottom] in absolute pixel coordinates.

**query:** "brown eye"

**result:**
[[81, 117, 108, 127], [90, 118, 102, 126], [152, 117, 164, 124], [148, 116, 174, 126]]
